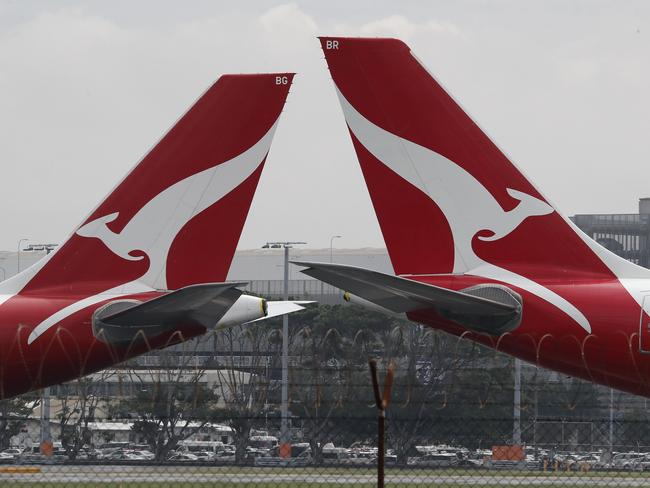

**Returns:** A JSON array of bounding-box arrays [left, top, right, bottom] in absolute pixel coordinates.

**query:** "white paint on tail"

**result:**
[[27, 121, 279, 345], [336, 86, 591, 333], [77, 120, 279, 290]]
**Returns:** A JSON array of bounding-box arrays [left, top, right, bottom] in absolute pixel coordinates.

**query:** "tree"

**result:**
[[58, 371, 114, 460], [380, 325, 475, 465], [0, 394, 39, 450], [119, 340, 220, 462], [290, 324, 349, 465], [213, 325, 272, 464]]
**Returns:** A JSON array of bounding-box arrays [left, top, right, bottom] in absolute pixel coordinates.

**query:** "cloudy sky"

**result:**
[[0, 1, 648, 251]]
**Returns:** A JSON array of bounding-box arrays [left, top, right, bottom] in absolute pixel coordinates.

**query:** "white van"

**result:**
[[178, 440, 225, 455]]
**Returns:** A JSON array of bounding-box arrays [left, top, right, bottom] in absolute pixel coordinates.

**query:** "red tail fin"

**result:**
[[10, 73, 294, 295], [319, 37, 643, 281]]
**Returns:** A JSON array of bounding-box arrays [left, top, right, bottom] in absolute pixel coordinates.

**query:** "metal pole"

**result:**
[[17, 238, 28, 273], [369, 359, 394, 488], [40, 244, 54, 455], [40, 387, 51, 454], [329, 235, 341, 263], [280, 244, 290, 457], [609, 387, 614, 453], [261, 240, 304, 457], [326, 236, 341, 301], [534, 388, 538, 459], [513, 358, 522, 445]]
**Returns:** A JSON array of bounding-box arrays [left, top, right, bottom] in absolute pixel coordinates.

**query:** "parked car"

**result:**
[[612, 452, 646, 470], [412, 452, 460, 468], [191, 450, 215, 461], [168, 453, 199, 462], [103, 450, 144, 461], [320, 447, 351, 465], [0, 448, 23, 459], [0, 452, 16, 462], [213, 450, 236, 464]]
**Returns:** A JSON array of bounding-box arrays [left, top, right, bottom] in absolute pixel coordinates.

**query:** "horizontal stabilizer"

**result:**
[[293, 261, 522, 335], [94, 283, 246, 344]]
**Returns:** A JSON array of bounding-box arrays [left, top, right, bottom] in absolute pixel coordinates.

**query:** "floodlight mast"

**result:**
[[329, 235, 342, 263], [17, 238, 29, 273], [261, 241, 306, 458]]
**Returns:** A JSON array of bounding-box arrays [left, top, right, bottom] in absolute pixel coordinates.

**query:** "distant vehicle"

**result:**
[[178, 440, 224, 456], [19, 442, 67, 463], [97, 445, 129, 458], [612, 452, 646, 470], [321, 447, 351, 465], [630, 454, 650, 471], [1, 448, 23, 458], [213, 450, 236, 464], [246, 447, 272, 460], [0, 452, 15, 462], [75, 448, 100, 461], [129, 450, 154, 461], [219, 445, 236, 455], [249, 436, 278, 450], [191, 451, 215, 461], [106, 451, 148, 462], [168, 453, 199, 462], [347, 451, 375, 466], [287, 442, 310, 458], [413, 453, 460, 468]]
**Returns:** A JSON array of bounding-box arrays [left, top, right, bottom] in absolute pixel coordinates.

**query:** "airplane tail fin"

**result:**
[[5, 73, 294, 296], [319, 37, 645, 280]]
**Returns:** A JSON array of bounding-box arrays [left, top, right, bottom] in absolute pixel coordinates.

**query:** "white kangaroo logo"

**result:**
[[76, 121, 278, 290], [336, 86, 591, 333], [27, 121, 279, 345]]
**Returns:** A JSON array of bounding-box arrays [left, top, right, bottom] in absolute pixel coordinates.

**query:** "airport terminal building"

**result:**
[[571, 198, 650, 268]]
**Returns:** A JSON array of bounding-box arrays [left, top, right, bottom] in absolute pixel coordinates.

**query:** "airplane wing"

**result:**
[[94, 283, 246, 344], [292, 261, 522, 335]]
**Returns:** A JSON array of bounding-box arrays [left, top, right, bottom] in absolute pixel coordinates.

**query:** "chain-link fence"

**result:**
[[2, 304, 650, 487]]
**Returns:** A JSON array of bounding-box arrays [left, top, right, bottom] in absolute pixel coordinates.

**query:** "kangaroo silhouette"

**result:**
[[337, 87, 590, 333], [76, 121, 279, 290], [28, 121, 279, 345]]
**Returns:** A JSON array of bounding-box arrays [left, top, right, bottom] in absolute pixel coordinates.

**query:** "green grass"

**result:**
[[0, 484, 379, 488], [3, 466, 650, 487], [1, 484, 647, 488], [89, 465, 649, 478]]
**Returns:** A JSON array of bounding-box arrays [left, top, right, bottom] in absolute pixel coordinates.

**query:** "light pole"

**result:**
[[513, 358, 522, 446], [609, 387, 614, 453], [320, 235, 342, 298], [33, 244, 57, 455], [329, 235, 342, 263], [17, 238, 29, 274], [261, 240, 306, 458]]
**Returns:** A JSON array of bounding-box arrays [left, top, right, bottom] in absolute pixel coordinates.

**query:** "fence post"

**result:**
[[369, 359, 395, 488]]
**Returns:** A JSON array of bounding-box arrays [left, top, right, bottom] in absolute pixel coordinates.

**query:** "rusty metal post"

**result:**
[[369, 359, 394, 488]]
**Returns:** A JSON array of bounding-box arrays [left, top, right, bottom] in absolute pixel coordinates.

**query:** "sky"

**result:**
[[0, 1, 648, 251]]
